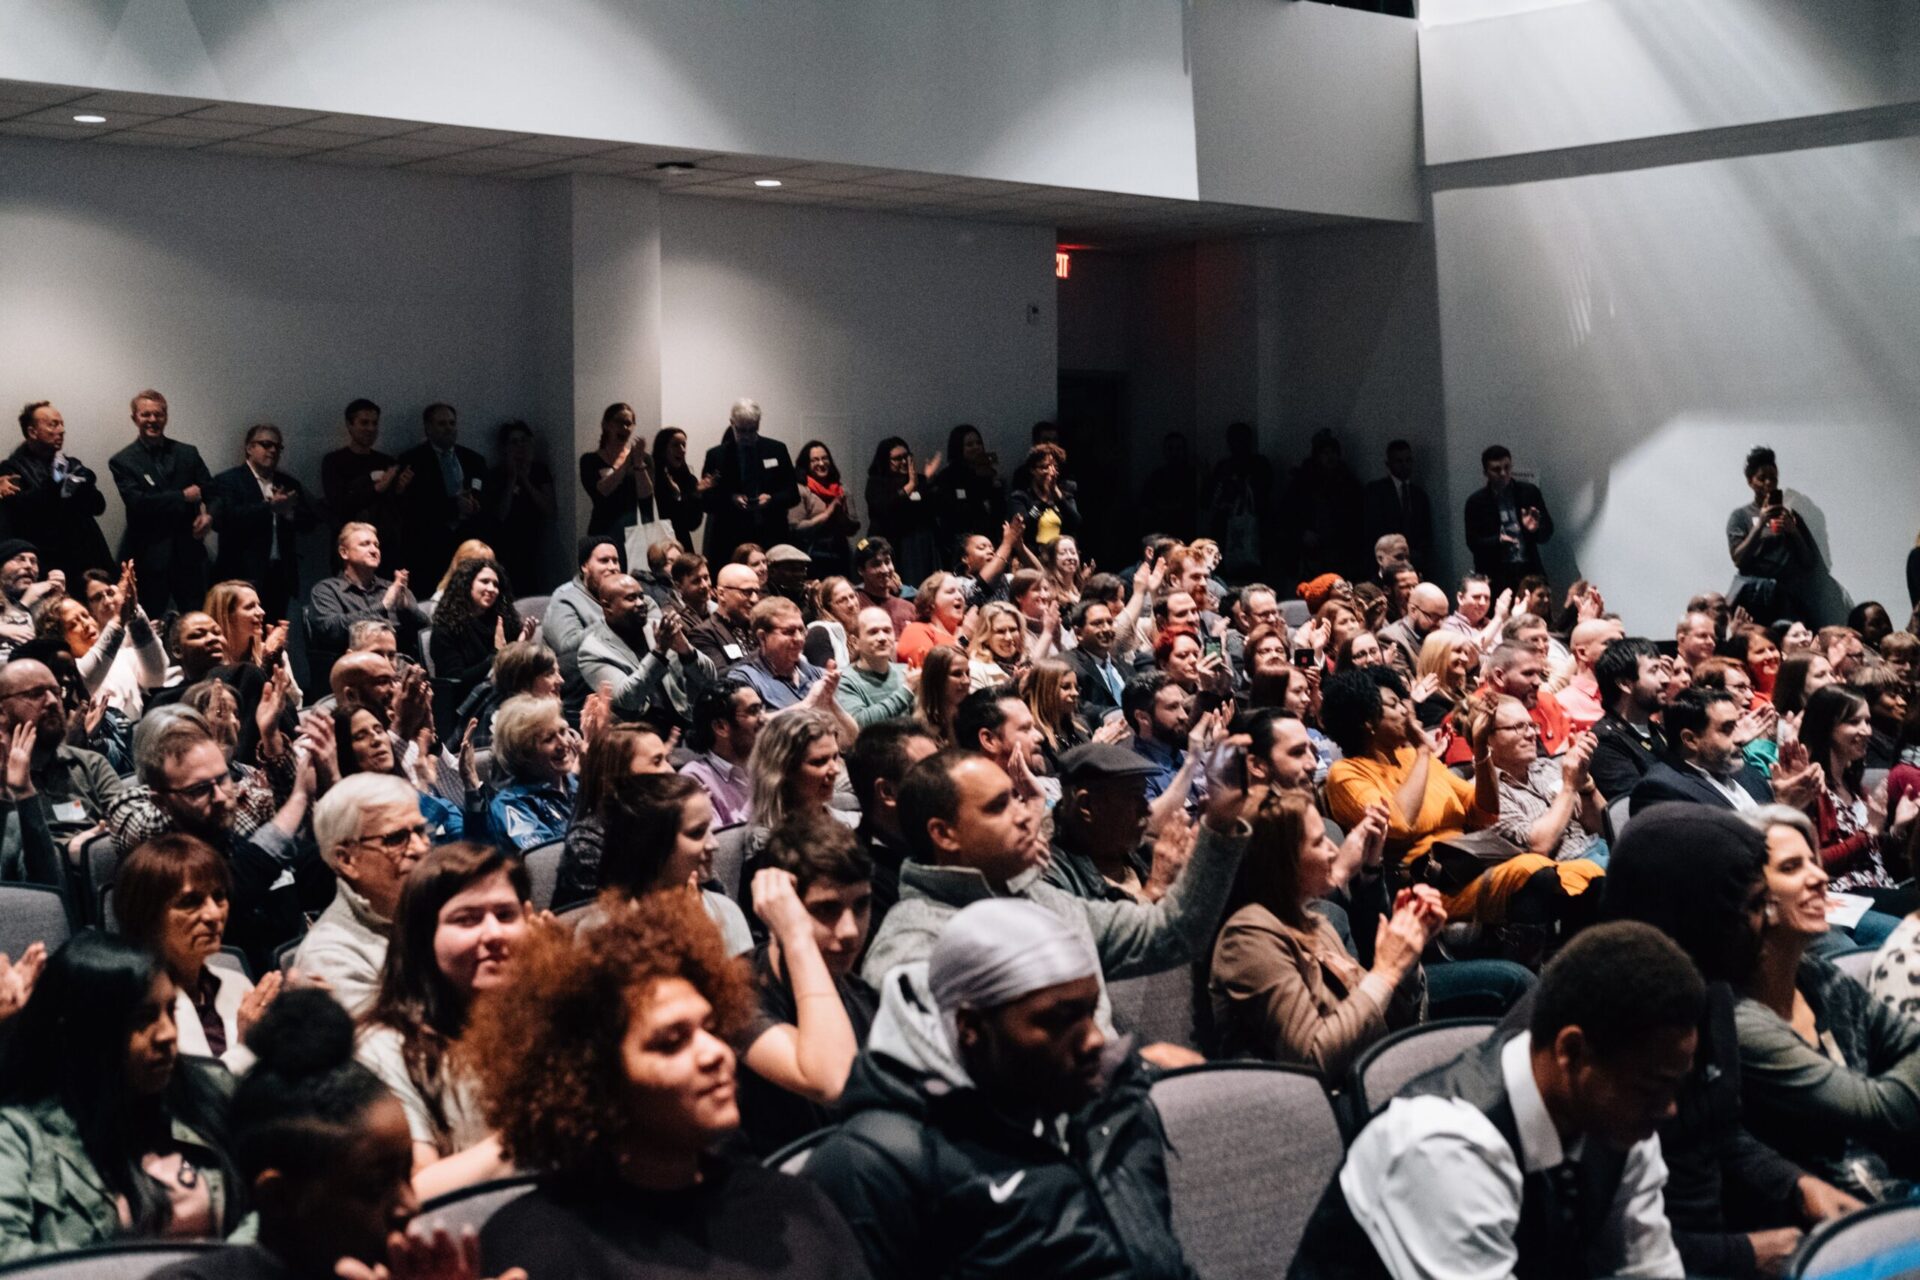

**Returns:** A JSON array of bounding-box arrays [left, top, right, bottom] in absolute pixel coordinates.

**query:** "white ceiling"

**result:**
[[0, 79, 1358, 249]]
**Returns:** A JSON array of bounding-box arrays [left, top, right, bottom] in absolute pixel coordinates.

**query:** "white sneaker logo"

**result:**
[[987, 1171, 1025, 1203]]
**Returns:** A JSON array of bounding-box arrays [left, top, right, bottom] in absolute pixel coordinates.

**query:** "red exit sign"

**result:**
[[1055, 251, 1071, 279]]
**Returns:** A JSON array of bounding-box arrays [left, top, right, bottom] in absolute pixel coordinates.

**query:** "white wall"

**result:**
[[1431, 135, 1920, 629], [0, 136, 543, 559], [1421, 0, 1920, 166], [659, 197, 1058, 487]]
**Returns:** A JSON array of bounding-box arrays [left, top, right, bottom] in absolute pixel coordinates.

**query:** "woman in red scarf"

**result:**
[[792, 440, 860, 576]]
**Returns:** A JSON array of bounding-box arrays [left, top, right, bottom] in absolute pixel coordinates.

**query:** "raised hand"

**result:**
[[1408, 673, 1441, 705], [750, 867, 814, 939], [235, 970, 282, 1041], [492, 616, 507, 651], [0, 475, 18, 500], [459, 720, 481, 791], [334, 1226, 527, 1280], [922, 450, 943, 481], [0, 942, 47, 1022], [3, 720, 35, 796], [116, 561, 140, 625], [1144, 810, 1198, 901], [261, 620, 290, 666], [1092, 717, 1131, 745], [518, 615, 538, 643], [580, 683, 612, 749], [1372, 897, 1436, 983]]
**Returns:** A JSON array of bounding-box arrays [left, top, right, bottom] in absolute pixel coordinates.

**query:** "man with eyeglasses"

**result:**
[[124, 705, 319, 970], [294, 772, 433, 1015], [208, 422, 318, 621], [108, 388, 215, 614], [688, 562, 763, 670], [0, 658, 123, 887], [1377, 581, 1449, 680]]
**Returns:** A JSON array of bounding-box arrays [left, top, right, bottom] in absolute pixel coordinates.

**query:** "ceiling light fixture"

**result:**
[[71, 114, 107, 124], [753, 178, 782, 188], [655, 162, 697, 174]]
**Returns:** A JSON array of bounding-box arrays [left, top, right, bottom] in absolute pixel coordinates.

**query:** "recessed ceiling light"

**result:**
[[71, 114, 108, 124], [655, 162, 697, 174], [753, 178, 782, 188]]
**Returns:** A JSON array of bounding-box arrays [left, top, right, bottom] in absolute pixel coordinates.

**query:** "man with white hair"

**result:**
[[809, 898, 1196, 1280], [698, 397, 799, 563], [294, 773, 431, 1014]]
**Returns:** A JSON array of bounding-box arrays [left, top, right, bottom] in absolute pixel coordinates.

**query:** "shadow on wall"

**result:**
[[1432, 133, 1920, 630]]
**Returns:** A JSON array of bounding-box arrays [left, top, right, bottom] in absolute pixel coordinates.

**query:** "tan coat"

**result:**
[[1208, 902, 1424, 1079]]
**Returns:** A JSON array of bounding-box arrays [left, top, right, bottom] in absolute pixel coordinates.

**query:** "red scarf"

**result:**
[[806, 475, 844, 503]]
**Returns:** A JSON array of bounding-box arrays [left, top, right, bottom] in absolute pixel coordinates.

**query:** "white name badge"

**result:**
[[908, 491, 921, 502], [51, 801, 87, 824], [723, 643, 744, 660], [370, 470, 387, 483], [954, 488, 967, 499], [762, 456, 779, 470], [470, 478, 483, 492]]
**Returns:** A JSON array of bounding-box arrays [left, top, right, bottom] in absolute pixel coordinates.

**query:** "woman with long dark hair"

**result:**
[[1772, 651, 1836, 716], [863, 436, 940, 585], [0, 932, 239, 1258], [489, 420, 557, 593], [580, 402, 653, 536], [356, 841, 528, 1201], [329, 703, 465, 841], [930, 423, 1005, 559], [650, 426, 705, 547], [428, 556, 524, 738], [550, 722, 673, 911], [791, 440, 859, 576], [915, 643, 970, 746], [1800, 685, 1918, 923], [596, 770, 752, 955]]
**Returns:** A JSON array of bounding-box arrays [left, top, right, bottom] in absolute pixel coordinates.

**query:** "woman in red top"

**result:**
[[895, 571, 968, 669]]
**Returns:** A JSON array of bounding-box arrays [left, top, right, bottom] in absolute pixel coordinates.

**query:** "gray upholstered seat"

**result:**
[[0, 1242, 216, 1280], [1348, 1017, 1497, 1121], [411, 1175, 539, 1238], [0, 883, 69, 959], [1828, 945, 1878, 990], [1107, 965, 1199, 1051], [522, 839, 564, 910]]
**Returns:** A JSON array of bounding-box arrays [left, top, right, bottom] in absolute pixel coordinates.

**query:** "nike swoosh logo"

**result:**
[[987, 1171, 1025, 1203]]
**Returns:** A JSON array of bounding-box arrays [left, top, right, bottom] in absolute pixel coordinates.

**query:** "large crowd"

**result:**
[[0, 389, 1918, 1279]]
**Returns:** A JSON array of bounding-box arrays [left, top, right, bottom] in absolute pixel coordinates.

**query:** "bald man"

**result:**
[[1378, 581, 1450, 678], [687, 561, 762, 670], [1558, 617, 1625, 734]]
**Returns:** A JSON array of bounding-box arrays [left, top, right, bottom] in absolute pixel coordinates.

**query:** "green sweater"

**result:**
[[835, 662, 915, 727]]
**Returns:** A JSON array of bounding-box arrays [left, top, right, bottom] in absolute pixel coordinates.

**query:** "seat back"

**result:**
[[762, 1126, 836, 1176], [1605, 792, 1633, 844], [522, 839, 564, 911], [412, 1175, 540, 1238], [1790, 1200, 1920, 1279], [1828, 945, 1878, 990], [0, 884, 70, 959], [1280, 600, 1310, 629], [1151, 1064, 1345, 1279], [709, 824, 750, 901], [207, 947, 254, 983], [0, 1242, 218, 1280], [1107, 965, 1199, 1052], [418, 626, 436, 676], [1348, 1018, 1497, 1121], [515, 595, 550, 626], [79, 834, 121, 930]]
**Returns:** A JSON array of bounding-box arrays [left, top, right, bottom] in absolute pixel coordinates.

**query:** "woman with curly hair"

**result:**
[[791, 441, 859, 577], [466, 891, 865, 1279], [801, 574, 859, 670], [915, 643, 970, 746], [1008, 441, 1078, 551], [356, 841, 528, 1200], [428, 556, 523, 738]]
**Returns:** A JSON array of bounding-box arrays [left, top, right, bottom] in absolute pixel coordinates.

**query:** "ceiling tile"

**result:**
[[783, 161, 878, 181], [0, 120, 97, 140], [298, 113, 425, 136], [186, 103, 327, 126], [95, 131, 207, 149], [500, 135, 621, 156], [304, 148, 406, 167], [446, 146, 551, 168], [0, 100, 47, 120], [18, 105, 160, 128], [128, 116, 264, 140], [203, 140, 312, 158], [924, 178, 1031, 198], [336, 136, 468, 159], [242, 126, 363, 150], [404, 156, 522, 175], [694, 153, 806, 174], [854, 171, 949, 189], [404, 124, 531, 146], [705, 175, 819, 193], [0, 81, 90, 105], [68, 89, 210, 115]]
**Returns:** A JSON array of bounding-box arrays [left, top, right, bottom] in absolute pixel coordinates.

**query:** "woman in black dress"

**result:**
[[651, 425, 706, 547], [863, 436, 940, 586], [427, 556, 524, 738], [490, 420, 557, 593], [579, 402, 653, 536], [930, 423, 1005, 562]]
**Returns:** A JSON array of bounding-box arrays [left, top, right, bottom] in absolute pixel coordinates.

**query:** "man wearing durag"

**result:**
[[807, 899, 1199, 1280]]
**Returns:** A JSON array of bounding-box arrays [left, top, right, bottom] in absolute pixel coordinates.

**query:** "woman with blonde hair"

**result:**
[[803, 574, 861, 669], [204, 578, 302, 704], [916, 644, 970, 746], [747, 707, 843, 834], [1415, 630, 1477, 734], [967, 600, 1026, 689], [1021, 657, 1089, 769]]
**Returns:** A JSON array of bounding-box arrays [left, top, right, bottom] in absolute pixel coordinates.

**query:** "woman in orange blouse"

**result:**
[[1320, 667, 1604, 929]]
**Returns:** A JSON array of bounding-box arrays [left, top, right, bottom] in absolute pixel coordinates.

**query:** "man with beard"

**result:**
[[0, 657, 123, 886], [1, 402, 112, 581], [1631, 689, 1819, 814], [576, 571, 715, 731], [0, 540, 60, 662], [1590, 637, 1671, 802]]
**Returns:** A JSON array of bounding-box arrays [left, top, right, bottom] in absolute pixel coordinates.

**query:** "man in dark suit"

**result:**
[[208, 423, 320, 620], [0, 401, 112, 582], [699, 398, 798, 563], [1630, 688, 1818, 815], [1066, 598, 1127, 721], [1589, 636, 1669, 802], [392, 402, 489, 588], [1463, 444, 1554, 597], [1360, 439, 1433, 573], [108, 388, 215, 614]]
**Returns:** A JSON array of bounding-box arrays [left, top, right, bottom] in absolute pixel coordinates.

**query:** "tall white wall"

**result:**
[[0, 136, 543, 561], [658, 198, 1058, 488]]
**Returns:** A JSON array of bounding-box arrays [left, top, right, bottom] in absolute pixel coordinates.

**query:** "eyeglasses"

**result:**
[[160, 774, 238, 802], [1, 683, 62, 704], [725, 584, 763, 597], [354, 823, 430, 852], [249, 439, 283, 451]]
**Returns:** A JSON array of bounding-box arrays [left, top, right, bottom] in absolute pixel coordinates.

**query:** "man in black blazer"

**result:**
[[1588, 636, 1670, 802], [1360, 438, 1433, 572], [392, 402, 489, 588], [1630, 688, 1818, 815], [1065, 598, 1128, 721], [109, 388, 215, 615], [1463, 444, 1554, 597], [698, 398, 798, 563], [208, 423, 320, 620], [0, 401, 113, 582]]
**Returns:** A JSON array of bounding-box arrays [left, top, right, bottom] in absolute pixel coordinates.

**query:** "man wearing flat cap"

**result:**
[[1044, 741, 1165, 902], [0, 539, 57, 661], [763, 542, 813, 611]]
